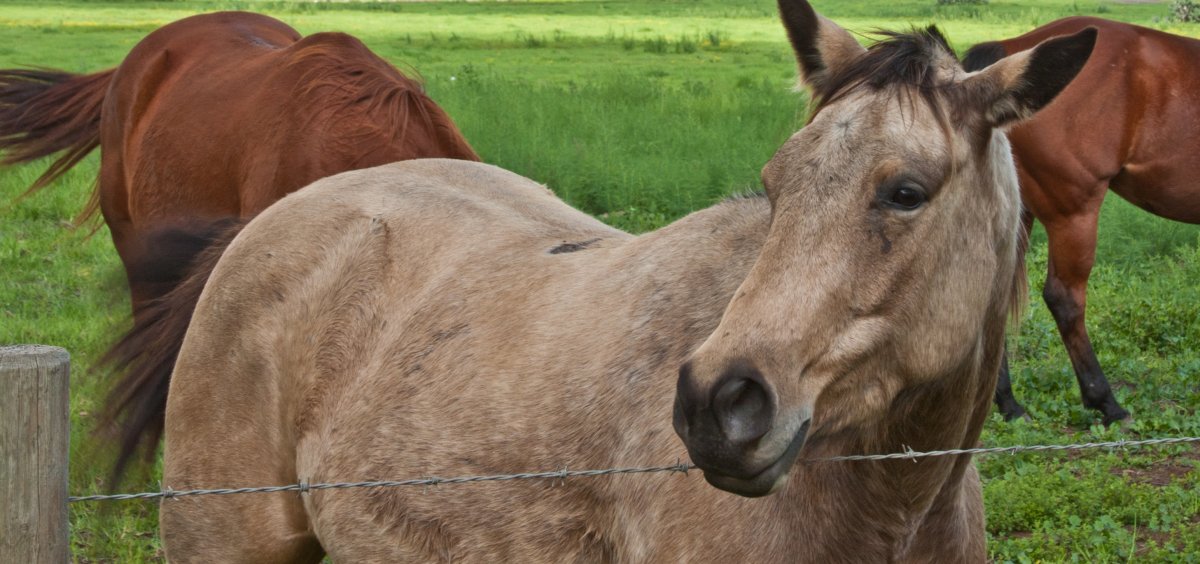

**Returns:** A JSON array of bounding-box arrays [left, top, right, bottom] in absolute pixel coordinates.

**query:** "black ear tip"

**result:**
[[776, 0, 817, 28], [1059, 26, 1098, 57], [776, 0, 823, 79], [1075, 27, 1098, 49], [776, 0, 814, 14], [1031, 26, 1098, 80], [1084, 27, 1099, 48]]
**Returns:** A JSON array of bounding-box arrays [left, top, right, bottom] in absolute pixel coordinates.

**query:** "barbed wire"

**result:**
[[68, 463, 696, 502], [818, 436, 1200, 462], [68, 435, 1200, 503]]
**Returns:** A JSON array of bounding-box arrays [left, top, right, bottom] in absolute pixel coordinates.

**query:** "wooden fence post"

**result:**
[[1, 345, 70, 563]]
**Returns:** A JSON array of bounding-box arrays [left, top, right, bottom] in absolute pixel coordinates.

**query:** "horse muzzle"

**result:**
[[698, 420, 810, 497], [673, 359, 810, 497]]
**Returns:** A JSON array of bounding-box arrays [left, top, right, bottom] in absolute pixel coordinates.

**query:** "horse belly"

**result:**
[[1109, 162, 1200, 223]]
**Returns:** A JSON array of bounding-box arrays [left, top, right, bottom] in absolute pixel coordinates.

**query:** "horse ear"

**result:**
[[963, 27, 1097, 128], [777, 0, 865, 96]]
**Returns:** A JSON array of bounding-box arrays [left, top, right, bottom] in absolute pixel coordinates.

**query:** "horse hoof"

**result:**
[[1102, 413, 1133, 427], [1000, 406, 1030, 422]]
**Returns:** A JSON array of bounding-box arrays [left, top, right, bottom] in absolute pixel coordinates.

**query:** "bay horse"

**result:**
[[0, 10, 479, 312], [963, 17, 1200, 425], [0, 11, 478, 479], [151, 2, 1095, 560]]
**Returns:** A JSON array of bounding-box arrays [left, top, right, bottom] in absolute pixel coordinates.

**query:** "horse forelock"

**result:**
[[809, 26, 965, 131]]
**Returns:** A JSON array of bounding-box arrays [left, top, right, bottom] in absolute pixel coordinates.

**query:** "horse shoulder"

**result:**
[[167, 175, 395, 450]]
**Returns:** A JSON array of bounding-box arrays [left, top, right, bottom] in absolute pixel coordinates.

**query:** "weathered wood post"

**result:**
[[1, 345, 70, 563]]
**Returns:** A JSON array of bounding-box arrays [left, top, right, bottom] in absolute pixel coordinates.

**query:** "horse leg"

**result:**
[[159, 488, 324, 563], [160, 363, 324, 561], [993, 347, 1028, 420], [159, 425, 325, 564], [1041, 211, 1131, 424]]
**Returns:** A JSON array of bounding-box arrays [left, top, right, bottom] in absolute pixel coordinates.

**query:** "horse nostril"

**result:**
[[712, 361, 775, 444]]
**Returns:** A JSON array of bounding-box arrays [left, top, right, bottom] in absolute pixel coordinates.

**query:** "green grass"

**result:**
[[1, 1, 1198, 561]]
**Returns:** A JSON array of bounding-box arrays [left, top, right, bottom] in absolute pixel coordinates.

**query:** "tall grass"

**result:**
[[434, 72, 802, 231]]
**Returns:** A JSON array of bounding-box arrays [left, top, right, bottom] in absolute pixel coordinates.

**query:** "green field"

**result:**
[[2, 0, 1199, 561]]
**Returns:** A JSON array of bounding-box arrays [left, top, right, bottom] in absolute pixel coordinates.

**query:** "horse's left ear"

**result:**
[[777, 0, 866, 96], [962, 27, 1097, 128]]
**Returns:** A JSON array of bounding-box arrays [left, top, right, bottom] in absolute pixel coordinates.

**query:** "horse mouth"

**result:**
[[701, 419, 810, 498]]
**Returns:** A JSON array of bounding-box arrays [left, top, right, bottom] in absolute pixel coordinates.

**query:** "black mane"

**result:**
[[813, 26, 958, 116]]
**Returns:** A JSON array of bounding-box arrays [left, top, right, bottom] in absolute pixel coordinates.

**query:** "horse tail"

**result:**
[[100, 217, 249, 486], [0, 68, 114, 223], [961, 41, 1007, 72]]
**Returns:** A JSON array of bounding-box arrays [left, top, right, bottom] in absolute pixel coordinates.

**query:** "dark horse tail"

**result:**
[[0, 68, 114, 222], [101, 218, 249, 484]]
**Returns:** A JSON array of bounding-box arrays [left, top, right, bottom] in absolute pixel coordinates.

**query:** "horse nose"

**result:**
[[674, 359, 776, 448], [711, 360, 775, 445]]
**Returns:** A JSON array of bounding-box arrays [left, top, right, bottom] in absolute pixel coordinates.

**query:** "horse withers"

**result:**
[[155, 2, 1095, 561], [964, 17, 1200, 425], [0, 11, 480, 480]]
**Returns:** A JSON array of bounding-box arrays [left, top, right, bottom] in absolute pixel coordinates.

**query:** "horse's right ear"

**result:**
[[962, 27, 1097, 128], [777, 0, 865, 96]]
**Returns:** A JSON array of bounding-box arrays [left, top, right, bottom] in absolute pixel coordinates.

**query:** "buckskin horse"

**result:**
[[963, 17, 1200, 425], [0, 11, 479, 478], [0, 10, 479, 311], [137, 2, 1095, 560]]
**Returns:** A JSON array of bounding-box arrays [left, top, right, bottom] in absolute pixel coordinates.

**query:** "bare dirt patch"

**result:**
[[1110, 458, 1196, 486]]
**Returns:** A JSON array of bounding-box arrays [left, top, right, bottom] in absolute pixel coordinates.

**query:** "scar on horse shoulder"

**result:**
[[548, 238, 602, 254]]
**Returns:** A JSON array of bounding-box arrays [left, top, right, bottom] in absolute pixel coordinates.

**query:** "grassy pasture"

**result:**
[[1, 0, 1199, 561]]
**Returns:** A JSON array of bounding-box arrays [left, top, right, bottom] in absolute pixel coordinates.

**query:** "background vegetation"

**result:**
[[1, 0, 1198, 561]]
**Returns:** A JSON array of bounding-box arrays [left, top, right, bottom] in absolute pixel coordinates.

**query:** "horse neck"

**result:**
[[583, 195, 997, 559], [291, 50, 479, 162], [608, 195, 772, 310], [410, 93, 480, 161], [572, 193, 770, 441], [780, 307, 1005, 559]]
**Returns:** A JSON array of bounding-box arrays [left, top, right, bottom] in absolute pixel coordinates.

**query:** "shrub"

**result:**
[[1170, 0, 1200, 22]]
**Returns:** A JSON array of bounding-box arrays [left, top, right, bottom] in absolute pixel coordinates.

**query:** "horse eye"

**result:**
[[886, 183, 926, 210]]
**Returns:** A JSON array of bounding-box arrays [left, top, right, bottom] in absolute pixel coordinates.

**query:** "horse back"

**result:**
[[175, 157, 624, 394], [163, 159, 623, 487], [100, 11, 476, 229]]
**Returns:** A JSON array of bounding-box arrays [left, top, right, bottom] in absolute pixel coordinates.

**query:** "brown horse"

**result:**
[[0, 10, 479, 311], [964, 17, 1200, 425], [145, 2, 1095, 560], [0, 11, 479, 479]]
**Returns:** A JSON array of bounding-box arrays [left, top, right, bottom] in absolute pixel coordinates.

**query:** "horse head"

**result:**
[[674, 0, 1096, 497]]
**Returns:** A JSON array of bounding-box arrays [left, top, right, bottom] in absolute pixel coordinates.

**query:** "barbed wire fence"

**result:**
[[6, 347, 1200, 561], [68, 435, 1200, 503]]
